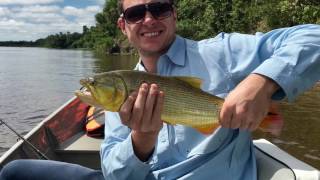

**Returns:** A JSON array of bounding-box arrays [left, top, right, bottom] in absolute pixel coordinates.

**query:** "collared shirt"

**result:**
[[100, 24, 320, 180]]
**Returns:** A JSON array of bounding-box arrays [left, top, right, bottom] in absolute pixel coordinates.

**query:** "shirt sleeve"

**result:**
[[100, 111, 152, 180], [226, 24, 320, 102]]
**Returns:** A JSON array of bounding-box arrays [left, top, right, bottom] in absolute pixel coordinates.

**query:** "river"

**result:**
[[0, 47, 319, 169]]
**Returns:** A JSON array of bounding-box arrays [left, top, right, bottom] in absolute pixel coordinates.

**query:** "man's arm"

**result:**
[[219, 73, 279, 130], [120, 83, 164, 161], [220, 24, 320, 131], [100, 83, 164, 180]]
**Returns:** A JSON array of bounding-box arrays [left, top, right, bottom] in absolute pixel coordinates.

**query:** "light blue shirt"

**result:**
[[100, 24, 320, 180]]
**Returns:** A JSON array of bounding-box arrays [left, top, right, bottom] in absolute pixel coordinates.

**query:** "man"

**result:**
[[100, 0, 320, 179], [0, 0, 319, 180]]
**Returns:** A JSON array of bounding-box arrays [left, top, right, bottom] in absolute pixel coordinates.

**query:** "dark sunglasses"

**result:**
[[122, 2, 173, 24]]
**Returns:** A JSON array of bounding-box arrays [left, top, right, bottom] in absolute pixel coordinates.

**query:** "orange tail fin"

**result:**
[[258, 103, 284, 136], [194, 103, 284, 135]]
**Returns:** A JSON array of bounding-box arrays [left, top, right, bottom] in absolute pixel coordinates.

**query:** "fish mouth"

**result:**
[[75, 89, 103, 108], [76, 88, 91, 95], [75, 88, 92, 100]]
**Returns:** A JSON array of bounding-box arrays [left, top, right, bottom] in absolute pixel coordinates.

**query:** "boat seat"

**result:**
[[55, 133, 103, 169], [255, 147, 295, 180], [59, 133, 102, 152], [254, 139, 320, 180]]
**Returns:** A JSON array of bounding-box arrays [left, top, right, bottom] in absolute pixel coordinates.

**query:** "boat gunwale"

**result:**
[[253, 139, 320, 180], [0, 96, 86, 167]]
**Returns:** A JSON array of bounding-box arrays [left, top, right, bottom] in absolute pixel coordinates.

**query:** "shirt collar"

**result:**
[[162, 35, 186, 66]]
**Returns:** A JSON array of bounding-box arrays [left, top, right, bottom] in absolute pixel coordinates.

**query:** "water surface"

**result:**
[[0, 47, 136, 154]]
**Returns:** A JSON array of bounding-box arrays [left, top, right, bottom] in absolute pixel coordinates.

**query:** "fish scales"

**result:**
[[115, 71, 222, 128]]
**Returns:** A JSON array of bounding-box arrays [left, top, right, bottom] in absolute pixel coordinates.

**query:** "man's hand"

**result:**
[[219, 74, 279, 131], [119, 83, 164, 161]]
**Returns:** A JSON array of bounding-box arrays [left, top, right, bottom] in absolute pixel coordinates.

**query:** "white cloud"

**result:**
[[62, 5, 100, 17], [86, 5, 101, 12], [0, 7, 10, 16], [0, 3, 103, 41], [62, 6, 83, 16], [0, 18, 25, 27], [16, 13, 67, 24], [0, 17, 83, 41], [13, 5, 60, 13], [0, 0, 62, 5]]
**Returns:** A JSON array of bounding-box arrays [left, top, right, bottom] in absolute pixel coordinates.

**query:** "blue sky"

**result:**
[[0, 0, 106, 41]]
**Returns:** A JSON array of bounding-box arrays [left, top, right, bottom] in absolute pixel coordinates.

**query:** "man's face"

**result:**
[[119, 0, 177, 57]]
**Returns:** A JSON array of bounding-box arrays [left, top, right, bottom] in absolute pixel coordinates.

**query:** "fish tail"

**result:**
[[258, 103, 284, 136]]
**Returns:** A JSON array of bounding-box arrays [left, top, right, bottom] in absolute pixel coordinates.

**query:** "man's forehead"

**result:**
[[122, 0, 170, 9]]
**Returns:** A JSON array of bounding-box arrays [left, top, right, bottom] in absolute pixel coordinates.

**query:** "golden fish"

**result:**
[[75, 70, 283, 135]]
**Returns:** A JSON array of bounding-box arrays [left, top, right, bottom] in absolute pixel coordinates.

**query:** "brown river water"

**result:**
[[0, 47, 319, 169]]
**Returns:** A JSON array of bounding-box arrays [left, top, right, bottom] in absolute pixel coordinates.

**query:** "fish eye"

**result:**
[[87, 77, 95, 85]]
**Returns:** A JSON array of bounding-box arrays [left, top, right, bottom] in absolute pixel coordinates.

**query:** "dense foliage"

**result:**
[[0, 31, 82, 49], [1, 0, 319, 53], [176, 0, 320, 39]]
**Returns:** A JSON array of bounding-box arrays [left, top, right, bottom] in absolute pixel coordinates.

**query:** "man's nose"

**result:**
[[143, 11, 156, 25]]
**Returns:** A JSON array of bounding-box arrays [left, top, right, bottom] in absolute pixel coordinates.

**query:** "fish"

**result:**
[[75, 70, 283, 135]]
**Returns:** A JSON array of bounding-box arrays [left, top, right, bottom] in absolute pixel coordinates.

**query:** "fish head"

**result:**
[[75, 88, 104, 109], [78, 73, 127, 112]]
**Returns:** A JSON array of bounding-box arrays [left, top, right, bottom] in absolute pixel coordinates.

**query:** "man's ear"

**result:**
[[117, 17, 126, 35], [173, 7, 177, 21]]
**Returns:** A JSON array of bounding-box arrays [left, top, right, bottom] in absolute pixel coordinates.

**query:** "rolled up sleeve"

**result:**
[[225, 24, 320, 102], [253, 24, 320, 101]]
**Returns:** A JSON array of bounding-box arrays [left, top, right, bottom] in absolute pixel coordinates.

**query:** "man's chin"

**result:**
[[139, 47, 165, 57], [139, 50, 160, 57]]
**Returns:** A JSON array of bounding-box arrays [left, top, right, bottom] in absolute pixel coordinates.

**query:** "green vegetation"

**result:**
[[0, 0, 319, 53], [176, 0, 320, 39], [0, 32, 82, 49]]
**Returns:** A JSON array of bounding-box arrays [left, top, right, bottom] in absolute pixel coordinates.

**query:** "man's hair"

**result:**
[[118, 0, 174, 14]]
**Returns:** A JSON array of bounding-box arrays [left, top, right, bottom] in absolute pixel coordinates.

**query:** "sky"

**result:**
[[0, 0, 105, 41]]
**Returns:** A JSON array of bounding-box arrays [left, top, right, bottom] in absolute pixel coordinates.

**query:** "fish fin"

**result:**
[[175, 76, 203, 89], [194, 124, 220, 135], [162, 117, 218, 134], [258, 103, 284, 136], [165, 121, 176, 126]]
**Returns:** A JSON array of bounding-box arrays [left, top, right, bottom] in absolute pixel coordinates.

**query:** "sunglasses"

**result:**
[[122, 2, 173, 24]]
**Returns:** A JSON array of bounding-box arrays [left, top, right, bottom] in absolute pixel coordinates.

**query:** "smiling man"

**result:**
[[118, 0, 177, 72], [99, 0, 320, 179], [0, 0, 319, 180]]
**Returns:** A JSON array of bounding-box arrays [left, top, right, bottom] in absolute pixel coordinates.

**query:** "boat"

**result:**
[[0, 97, 319, 180]]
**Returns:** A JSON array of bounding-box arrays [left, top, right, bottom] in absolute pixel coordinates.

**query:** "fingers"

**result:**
[[151, 90, 164, 128], [219, 103, 233, 129], [219, 99, 268, 132], [131, 83, 149, 130], [248, 115, 263, 131], [142, 84, 159, 127], [233, 102, 250, 130], [119, 83, 163, 133], [219, 102, 248, 130], [119, 91, 137, 126]]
